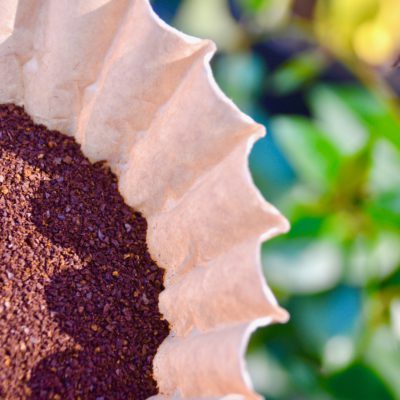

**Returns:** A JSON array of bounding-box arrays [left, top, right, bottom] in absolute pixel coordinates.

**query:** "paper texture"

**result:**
[[0, 0, 289, 398]]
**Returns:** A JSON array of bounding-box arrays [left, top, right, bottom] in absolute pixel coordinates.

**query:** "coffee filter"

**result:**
[[0, 0, 290, 398]]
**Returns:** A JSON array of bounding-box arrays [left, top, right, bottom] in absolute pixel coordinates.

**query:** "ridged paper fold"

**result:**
[[0, 0, 289, 398]]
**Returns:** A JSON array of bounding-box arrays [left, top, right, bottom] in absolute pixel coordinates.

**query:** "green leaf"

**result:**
[[246, 349, 291, 398], [364, 326, 400, 399], [237, 0, 269, 12], [366, 189, 400, 228], [262, 238, 342, 294], [347, 231, 400, 285], [272, 116, 342, 191], [236, 0, 292, 31], [174, 0, 242, 51], [381, 268, 400, 289], [288, 215, 325, 239], [369, 140, 400, 195], [214, 52, 266, 111], [308, 85, 368, 155], [327, 86, 400, 151], [270, 51, 327, 96], [326, 362, 394, 400]]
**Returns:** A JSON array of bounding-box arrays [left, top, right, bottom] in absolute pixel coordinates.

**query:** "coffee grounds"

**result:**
[[0, 104, 169, 400]]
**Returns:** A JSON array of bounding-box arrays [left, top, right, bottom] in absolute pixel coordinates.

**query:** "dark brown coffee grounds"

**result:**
[[0, 104, 169, 400]]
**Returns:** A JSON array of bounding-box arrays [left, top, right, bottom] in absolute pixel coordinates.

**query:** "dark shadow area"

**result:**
[[0, 104, 169, 400], [29, 259, 167, 400]]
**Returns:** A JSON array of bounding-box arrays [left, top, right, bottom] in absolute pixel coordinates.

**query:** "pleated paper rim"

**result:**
[[0, 0, 290, 398]]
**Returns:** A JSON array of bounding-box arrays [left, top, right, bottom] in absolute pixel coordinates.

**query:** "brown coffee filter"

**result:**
[[0, 0, 290, 398]]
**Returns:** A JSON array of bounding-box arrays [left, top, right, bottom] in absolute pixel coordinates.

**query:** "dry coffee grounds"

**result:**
[[0, 104, 169, 400]]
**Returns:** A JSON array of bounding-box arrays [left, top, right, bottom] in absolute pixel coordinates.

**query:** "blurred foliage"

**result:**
[[152, 0, 400, 398], [315, 0, 400, 66]]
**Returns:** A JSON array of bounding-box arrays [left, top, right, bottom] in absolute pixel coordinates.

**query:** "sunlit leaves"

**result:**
[[174, 0, 243, 51], [308, 85, 368, 155], [322, 85, 400, 150], [272, 116, 341, 191], [315, 0, 400, 65], [259, 81, 400, 397], [235, 0, 292, 32]]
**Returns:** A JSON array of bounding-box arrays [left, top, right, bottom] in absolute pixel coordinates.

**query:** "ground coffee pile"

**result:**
[[0, 104, 170, 400]]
